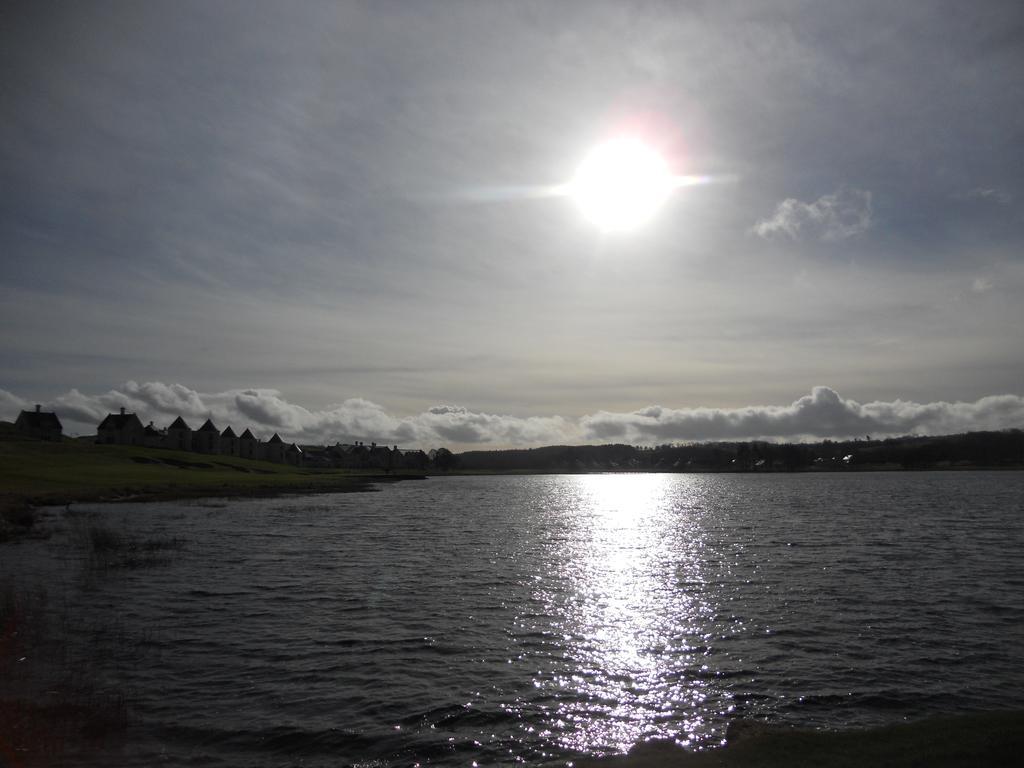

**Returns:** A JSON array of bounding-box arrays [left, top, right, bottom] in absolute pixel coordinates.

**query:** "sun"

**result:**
[[568, 137, 675, 232]]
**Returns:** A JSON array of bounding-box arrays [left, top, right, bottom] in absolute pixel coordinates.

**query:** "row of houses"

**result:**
[[95, 407, 428, 469]]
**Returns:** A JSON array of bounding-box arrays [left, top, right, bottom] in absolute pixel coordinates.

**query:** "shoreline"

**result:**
[[0, 473, 425, 540], [0, 432, 431, 540], [5, 461, 1022, 540], [442, 464, 1024, 475]]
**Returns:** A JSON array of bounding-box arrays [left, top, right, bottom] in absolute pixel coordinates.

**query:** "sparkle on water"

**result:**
[[512, 474, 725, 753]]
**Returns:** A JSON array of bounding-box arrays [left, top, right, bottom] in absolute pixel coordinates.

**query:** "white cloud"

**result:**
[[972, 276, 994, 294], [0, 381, 574, 449], [580, 386, 1024, 443], [754, 187, 873, 242], [0, 389, 29, 416], [420, 405, 572, 445], [3, 383, 1022, 448], [957, 187, 1013, 205]]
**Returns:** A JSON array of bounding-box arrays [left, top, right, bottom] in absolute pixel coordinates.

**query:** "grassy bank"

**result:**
[[576, 710, 1024, 767], [0, 432, 422, 537]]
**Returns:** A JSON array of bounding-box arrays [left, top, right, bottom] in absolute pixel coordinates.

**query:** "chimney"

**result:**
[[35, 404, 41, 413], [120, 406, 126, 416]]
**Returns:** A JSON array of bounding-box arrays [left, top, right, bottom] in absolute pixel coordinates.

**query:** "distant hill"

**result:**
[[456, 430, 1024, 472]]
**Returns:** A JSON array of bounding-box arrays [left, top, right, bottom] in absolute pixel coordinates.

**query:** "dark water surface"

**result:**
[[4, 472, 1024, 766]]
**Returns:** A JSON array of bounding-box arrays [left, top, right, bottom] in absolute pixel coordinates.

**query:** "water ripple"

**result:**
[[3, 472, 1023, 766]]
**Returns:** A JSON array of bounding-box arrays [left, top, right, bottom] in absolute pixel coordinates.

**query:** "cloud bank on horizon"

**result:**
[[3, 382, 1022, 449]]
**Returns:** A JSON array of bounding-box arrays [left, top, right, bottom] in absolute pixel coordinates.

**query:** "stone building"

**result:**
[[285, 442, 304, 466], [15, 405, 63, 441], [97, 407, 145, 445], [220, 426, 239, 457], [239, 428, 259, 460], [142, 422, 165, 448], [263, 433, 286, 463], [193, 419, 220, 454], [166, 416, 193, 451]]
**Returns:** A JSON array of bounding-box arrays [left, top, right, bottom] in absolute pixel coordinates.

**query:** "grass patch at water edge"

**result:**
[[0, 432, 423, 538]]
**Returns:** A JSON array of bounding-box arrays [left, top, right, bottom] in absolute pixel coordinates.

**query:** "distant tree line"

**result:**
[[453, 430, 1024, 473]]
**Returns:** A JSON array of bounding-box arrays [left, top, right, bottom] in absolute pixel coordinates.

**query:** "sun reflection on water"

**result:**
[[515, 474, 728, 756]]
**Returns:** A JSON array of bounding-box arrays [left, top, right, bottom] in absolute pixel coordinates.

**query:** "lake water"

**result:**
[[3, 472, 1024, 766]]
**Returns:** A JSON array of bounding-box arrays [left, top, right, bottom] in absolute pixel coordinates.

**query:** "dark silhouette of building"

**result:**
[[97, 407, 145, 445], [142, 421, 164, 447], [193, 418, 220, 454], [15, 404, 63, 441], [220, 426, 239, 457], [166, 416, 193, 451], [238, 428, 259, 460], [263, 433, 286, 463]]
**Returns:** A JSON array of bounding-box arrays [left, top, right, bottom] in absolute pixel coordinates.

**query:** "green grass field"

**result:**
[[0, 429, 418, 532]]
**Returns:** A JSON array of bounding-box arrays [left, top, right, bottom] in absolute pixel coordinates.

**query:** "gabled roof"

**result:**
[[143, 424, 162, 437], [168, 416, 191, 430], [16, 410, 63, 430], [221, 426, 237, 438], [197, 419, 219, 433], [286, 443, 303, 453], [267, 433, 284, 444], [98, 412, 143, 431], [239, 428, 256, 440]]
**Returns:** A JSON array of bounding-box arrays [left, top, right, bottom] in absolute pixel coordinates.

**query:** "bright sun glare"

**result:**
[[568, 137, 675, 233]]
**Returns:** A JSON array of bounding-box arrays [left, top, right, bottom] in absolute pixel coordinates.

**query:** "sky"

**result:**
[[2, 1, 1023, 449]]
